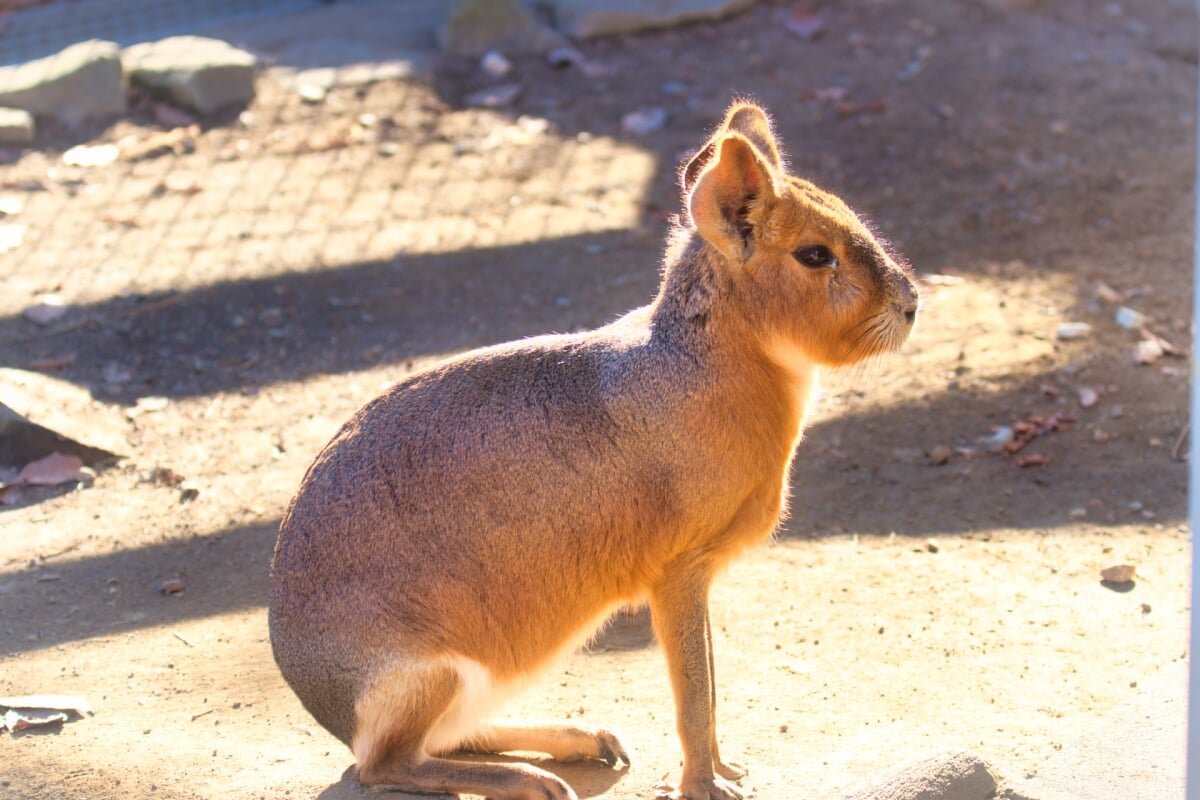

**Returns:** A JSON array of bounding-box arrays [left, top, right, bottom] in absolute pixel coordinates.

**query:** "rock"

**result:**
[[1114, 306, 1146, 330], [480, 50, 513, 78], [297, 83, 327, 104], [833, 751, 999, 800], [464, 83, 523, 108], [985, 426, 1014, 451], [122, 36, 258, 115], [0, 224, 25, 254], [0, 107, 34, 146], [1055, 321, 1091, 340], [0, 40, 125, 123], [621, 107, 668, 134], [1133, 338, 1163, 365], [928, 445, 952, 465], [0, 370, 125, 469], [1100, 564, 1136, 584], [441, 0, 565, 55], [62, 142, 119, 167], [555, 0, 757, 39], [22, 294, 66, 325]]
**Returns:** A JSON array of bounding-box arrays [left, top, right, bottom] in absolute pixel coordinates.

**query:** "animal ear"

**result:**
[[722, 102, 783, 171], [680, 140, 717, 198], [686, 133, 778, 261]]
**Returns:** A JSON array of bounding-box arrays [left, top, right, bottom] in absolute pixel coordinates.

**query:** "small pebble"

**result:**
[[158, 578, 186, 595], [1114, 306, 1146, 330], [928, 445, 952, 465], [480, 50, 512, 78], [1068, 506, 1087, 519], [62, 143, 119, 167], [179, 482, 200, 503], [986, 426, 1014, 451], [1056, 322, 1091, 340], [1100, 564, 1136, 583], [1133, 338, 1163, 364], [1077, 386, 1099, 408], [621, 107, 668, 135], [22, 294, 66, 325], [298, 84, 327, 104], [465, 83, 523, 109]]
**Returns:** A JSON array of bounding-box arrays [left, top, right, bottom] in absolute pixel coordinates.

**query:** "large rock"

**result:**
[[122, 36, 258, 115], [1005, 660, 1186, 800], [441, 0, 565, 54], [832, 751, 1000, 800], [554, 0, 757, 39], [0, 107, 35, 145], [0, 40, 124, 123]]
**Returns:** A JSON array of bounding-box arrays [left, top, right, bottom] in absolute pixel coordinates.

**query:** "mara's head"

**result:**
[[680, 101, 918, 368]]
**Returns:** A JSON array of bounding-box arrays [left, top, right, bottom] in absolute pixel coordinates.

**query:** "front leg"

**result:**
[[649, 566, 743, 800]]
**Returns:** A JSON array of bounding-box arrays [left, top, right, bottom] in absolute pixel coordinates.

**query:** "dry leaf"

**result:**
[[159, 578, 186, 595], [16, 452, 84, 486]]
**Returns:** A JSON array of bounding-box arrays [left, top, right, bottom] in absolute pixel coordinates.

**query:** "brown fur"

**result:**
[[269, 101, 918, 800]]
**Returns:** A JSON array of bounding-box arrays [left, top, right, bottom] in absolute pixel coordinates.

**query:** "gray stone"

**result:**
[[0, 107, 35, 146], [833, 751, 999, 800], [441, 0, 565, 54], [0, 40, 124, 123], [122, 36, 258, 115], [554, 0, 757, 39]]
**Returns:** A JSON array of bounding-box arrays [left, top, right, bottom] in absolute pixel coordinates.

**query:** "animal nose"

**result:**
[[896, 276, 919, 324]]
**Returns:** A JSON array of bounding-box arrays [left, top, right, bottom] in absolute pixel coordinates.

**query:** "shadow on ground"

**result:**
[[0, 230, 657, 403]]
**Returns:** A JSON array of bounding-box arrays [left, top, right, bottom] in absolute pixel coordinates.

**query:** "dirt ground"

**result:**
[[0, 1, 1195, 798]]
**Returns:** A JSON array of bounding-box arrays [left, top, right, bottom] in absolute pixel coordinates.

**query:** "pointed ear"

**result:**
[[686, 133, 778, 261], [680, 139, 717, 198], [722, 102, 783, 171]]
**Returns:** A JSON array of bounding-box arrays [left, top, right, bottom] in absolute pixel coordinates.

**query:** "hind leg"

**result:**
[[464, 722, 630, 767], [353, 660, 578, 800]]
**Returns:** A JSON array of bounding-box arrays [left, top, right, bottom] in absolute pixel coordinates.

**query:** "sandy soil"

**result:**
[[0, 1, 1194, 798]]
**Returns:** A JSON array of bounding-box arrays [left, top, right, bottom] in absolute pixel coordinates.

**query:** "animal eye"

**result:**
[[794, 245, 838, 269]]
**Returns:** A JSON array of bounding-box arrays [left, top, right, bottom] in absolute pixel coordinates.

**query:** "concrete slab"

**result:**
[[201, 0, 444, 88], [1005, 659, 1187, 800]]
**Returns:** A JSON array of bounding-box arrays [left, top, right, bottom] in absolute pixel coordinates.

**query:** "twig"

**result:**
[[1172, 423, 1190, 462], [39, 542, 81, 561], [173, 631, 194, 647], [191, 709, 214, 722]]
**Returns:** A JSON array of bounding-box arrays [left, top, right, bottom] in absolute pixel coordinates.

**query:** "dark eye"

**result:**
[[794, 245, 838, 269]]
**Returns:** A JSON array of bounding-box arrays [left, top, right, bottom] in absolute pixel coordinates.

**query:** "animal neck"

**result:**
[[648, 226, 821, 447]]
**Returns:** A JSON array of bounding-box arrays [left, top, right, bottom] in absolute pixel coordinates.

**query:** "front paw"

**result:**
[[654, 775, 743, 800]]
